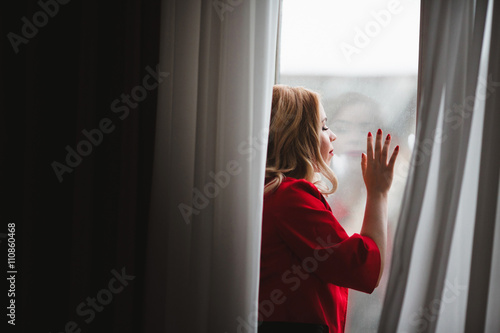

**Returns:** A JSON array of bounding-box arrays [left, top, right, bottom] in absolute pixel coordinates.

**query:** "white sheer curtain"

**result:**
[[141, 1, 279, 332], [379, 0, 500, 332]]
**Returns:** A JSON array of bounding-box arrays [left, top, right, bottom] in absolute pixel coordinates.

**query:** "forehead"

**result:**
[[319, 104, 326, 120]]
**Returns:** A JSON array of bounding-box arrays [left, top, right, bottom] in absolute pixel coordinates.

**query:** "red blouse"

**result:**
[[258, 177, 381, 333]]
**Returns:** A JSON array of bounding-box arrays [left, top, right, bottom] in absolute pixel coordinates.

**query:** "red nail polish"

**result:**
[[386, 134, 391, 140], [377, 129, 382, 135], [395, 145, 400, 151], [368, 132, 372, 137]]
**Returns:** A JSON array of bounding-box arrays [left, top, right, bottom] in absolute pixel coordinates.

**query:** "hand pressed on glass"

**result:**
[[361, 129, 399, 196]]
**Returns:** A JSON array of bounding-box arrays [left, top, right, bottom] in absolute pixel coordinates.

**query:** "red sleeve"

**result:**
[[272, 179, 381, 293]]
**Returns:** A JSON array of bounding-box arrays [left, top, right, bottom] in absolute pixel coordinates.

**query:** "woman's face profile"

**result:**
[[319, 104, 337, 165]]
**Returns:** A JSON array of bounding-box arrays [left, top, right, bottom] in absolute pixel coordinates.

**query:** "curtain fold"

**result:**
[[379, 0, 499, 332], [143, 1, 279, 332], [465, 1, 500, 331]]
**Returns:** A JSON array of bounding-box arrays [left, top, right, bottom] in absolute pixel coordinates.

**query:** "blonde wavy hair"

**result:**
[[264, 85, 338, 196]]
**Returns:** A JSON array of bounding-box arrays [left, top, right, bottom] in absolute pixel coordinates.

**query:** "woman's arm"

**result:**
[[268, 178, 383, 292], [360, 129, 399, 287]]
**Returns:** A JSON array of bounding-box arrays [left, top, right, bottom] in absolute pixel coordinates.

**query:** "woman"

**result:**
[[258, 85, 399, 333]]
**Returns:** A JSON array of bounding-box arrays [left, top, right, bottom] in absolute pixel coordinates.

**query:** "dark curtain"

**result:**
[[1, 1, 162, 332]]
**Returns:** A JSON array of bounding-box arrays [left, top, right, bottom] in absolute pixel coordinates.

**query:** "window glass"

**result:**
[[278, 0, 420, 331]]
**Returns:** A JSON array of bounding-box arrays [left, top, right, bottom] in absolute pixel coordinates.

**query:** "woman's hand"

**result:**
[[359, 129, 398, 287], [361, 129, 399, 196]]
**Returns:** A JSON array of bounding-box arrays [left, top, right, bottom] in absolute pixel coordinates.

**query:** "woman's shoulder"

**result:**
[[268, 177, 322, 200], [280, 176, 317, 188], [264, 176, 332, 214]]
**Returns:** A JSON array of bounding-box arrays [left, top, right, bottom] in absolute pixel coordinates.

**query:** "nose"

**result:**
[[330, 130, 337, 142]]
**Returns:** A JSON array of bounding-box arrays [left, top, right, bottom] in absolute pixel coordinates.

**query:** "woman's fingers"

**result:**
[[361, 153, 367, 174], [375, 129, 383, 161], [388, 145, 399, 171], [363, 129, 398, 193], [367, 132, 374, 161], [367, 129, 398, 168], [381, 133, 390, 163]]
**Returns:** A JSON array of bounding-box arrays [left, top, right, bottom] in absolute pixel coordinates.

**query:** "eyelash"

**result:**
[[322, 126, 329, 131]]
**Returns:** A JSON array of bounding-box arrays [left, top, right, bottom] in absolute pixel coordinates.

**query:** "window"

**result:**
[[277, 0, 420, 330]]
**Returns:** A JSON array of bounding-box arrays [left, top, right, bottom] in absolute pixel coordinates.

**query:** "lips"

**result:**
[[329, 149, 334, 156]]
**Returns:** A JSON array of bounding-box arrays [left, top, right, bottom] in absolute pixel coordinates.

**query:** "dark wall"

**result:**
[[1, 1, 162, 332]]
